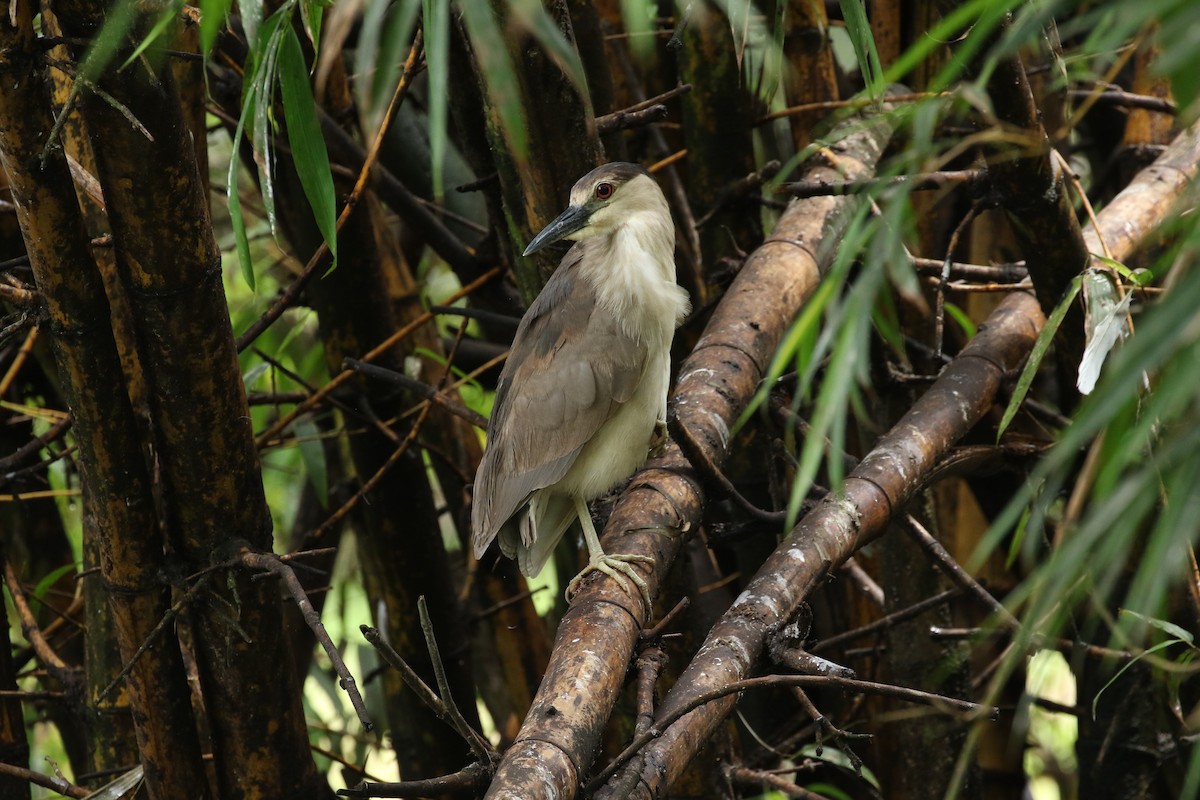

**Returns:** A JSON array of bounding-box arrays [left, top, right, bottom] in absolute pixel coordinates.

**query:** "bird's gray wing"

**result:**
[[472, 243, 647, 556]]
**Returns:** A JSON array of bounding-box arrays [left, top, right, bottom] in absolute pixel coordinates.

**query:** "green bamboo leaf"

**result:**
[[837, 0, 884, 97], [995, 275, 1083, 441], [241, 0, 265, 52], [355, 0, 419, 131], [1121, 609, 1196, 646], [943, 301, 977, 340], [301, 0, 325, 54], [33, 564, 78, 603], [279, 25, 339, 266], [227, 83, 258, 288], [199, 0, 233, 54]]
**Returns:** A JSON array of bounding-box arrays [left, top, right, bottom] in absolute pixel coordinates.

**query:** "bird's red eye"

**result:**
[[594, 182, 614, 200]]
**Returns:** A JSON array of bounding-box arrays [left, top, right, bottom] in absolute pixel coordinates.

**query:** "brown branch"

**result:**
[[0, 762, 88, 799], [909, 256, 1026, 283], [338, 763, 491, 798], [782, 168, 986, 198], [0, 417, 72, 472], [1067, 87, 1177, 116], [416, 598, 495, 766], [900, 515, 1018, 628], [595, 83, 692, 135], [727, 766, 827, 799]]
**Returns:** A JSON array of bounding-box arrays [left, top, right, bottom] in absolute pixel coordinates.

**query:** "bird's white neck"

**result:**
[[579, 209, 686, 345]]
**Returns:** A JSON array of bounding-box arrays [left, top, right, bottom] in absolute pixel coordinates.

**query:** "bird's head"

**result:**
[[523, 162, 667, 256]]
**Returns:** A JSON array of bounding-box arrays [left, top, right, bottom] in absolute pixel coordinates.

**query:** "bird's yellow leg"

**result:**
[[565, 496, 655, 612]]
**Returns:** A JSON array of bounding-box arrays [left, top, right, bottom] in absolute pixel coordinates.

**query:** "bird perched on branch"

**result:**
[[471, 162, 690, 610]]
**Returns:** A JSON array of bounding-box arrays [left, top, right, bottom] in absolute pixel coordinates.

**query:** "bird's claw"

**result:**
[[566, 553, 655, 612], [648, 419, 669, 459]]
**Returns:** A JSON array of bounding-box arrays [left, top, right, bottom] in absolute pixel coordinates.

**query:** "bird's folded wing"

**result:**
[[472, 256, 647, 554]]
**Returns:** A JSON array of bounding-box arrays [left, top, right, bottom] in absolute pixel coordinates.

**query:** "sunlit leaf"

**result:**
[[1078, 269, 1132, 395], [279, 24, 339, 266]]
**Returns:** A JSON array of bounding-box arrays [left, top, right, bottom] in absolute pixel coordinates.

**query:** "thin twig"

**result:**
[[587, 672, 996, 791], [782, 169, 986, 198], [99, 575, 213, 701], [344, 359, 487, 429], [811, 587, 963, 653], [417, 597, 495, 765], [361, 624, 496, 766], [0, 762, 88, 799], [242, 551, 372, 731], [255, 266, 501, 449], [337, 763, 491, 798], [901, 515, 1019, 629]]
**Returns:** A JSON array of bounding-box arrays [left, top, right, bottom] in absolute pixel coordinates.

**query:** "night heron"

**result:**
[[471, 162, 690, 609]]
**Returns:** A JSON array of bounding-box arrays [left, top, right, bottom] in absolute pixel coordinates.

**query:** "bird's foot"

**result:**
[[566, 552, 656, 611]]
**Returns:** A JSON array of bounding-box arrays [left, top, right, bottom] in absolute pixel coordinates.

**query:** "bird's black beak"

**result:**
[[523, 204, 591, 256]]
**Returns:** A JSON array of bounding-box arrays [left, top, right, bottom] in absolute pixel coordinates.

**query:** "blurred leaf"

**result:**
[[279, 24, 339, 266], [241, 0, 265, 52], [356, 0, 420, 133], [301, 0, 325, 54], [996, 274, 1083, 441], [293, 418, 329, 508], [199, 0, 233, 54], [459, 0, 528, 162], [509, 0, 589, 94], [618, 0, 654, 60], [1121, 609, 1196, 646], [943, 301, 977, 340], [32, 564, 77, 603], [72, 0, 138, 84], [424, 0, 450, 200], [119, 0, 184, 69]]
